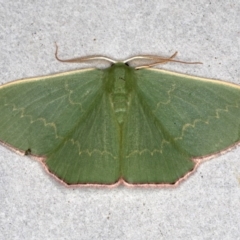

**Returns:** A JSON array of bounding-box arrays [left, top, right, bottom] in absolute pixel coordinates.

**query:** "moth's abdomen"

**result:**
[[112, 91, 128, 124]]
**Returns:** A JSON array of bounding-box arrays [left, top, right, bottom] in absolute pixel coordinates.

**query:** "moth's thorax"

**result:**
[[105, 63, 135, 124]]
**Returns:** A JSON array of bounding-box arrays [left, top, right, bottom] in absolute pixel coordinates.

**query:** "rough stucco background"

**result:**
[[0, 1, 239, 239]]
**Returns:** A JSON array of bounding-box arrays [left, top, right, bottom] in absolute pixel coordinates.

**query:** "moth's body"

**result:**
[[106, 63, 135, 124]]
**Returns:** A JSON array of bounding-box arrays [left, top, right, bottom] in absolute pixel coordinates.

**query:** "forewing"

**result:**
[[122, 68, 240, 184], [0, 69, 120, 184]]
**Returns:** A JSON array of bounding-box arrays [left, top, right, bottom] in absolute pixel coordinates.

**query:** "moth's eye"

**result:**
[[125, 62, 129, 67]]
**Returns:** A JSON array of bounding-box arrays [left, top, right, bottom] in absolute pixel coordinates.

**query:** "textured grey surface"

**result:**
[[0, 1, 240, 239]]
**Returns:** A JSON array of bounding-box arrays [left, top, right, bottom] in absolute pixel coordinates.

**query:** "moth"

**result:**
[[0, 46, 239, 186]]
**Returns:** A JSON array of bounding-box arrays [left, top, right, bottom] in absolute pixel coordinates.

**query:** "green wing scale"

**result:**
[[122, 69, 240, 184], [0, 69, 120, 184], [0, 58, 239, 186]]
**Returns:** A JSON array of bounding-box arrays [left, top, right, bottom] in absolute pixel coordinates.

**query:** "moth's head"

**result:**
[[108, 62, 134, 81]]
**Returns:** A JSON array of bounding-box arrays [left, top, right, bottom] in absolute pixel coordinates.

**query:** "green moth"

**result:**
[[0, 47, 239, 186]]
